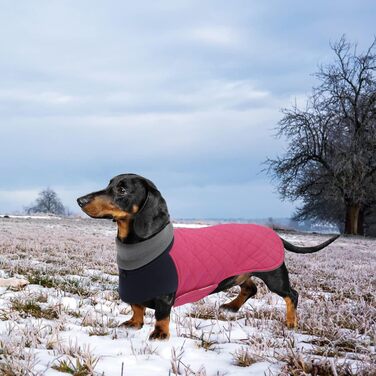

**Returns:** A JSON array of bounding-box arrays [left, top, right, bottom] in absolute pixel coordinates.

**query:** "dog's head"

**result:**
[[77, 174, 170, 240]]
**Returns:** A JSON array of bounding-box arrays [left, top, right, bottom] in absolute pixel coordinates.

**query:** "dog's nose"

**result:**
[[77, 196, 91, 207]]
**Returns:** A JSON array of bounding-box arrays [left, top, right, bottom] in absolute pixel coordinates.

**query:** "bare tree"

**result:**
[[293, 189, 346, 233], [26, 188, 66, 215], [266, 36, 376, 235], [292, 162, 376, 234]]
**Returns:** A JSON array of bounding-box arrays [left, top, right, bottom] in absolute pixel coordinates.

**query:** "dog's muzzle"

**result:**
[[77, 195, 92, 207]]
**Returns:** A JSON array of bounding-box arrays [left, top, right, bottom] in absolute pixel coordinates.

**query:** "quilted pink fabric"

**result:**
[[170, 224, 284, 307]]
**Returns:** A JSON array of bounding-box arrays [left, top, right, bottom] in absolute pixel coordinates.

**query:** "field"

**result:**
[[0, 217, 375, 375]]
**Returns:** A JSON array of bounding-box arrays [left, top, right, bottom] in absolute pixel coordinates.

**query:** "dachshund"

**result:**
[[77, 173, 339, 340]]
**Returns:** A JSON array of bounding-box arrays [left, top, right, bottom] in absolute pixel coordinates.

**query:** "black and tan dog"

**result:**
[[77, 173, 339, 340]]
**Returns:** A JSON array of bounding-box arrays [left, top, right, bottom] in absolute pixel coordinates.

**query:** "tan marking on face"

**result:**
[[81, 195, 129, 219], [116, 217, 132, 241]]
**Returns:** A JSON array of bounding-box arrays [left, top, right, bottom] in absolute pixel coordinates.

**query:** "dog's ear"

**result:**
[[133, 179, 170, 239]]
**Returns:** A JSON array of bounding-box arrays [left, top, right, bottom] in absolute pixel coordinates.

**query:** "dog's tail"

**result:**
[[281, 235, 340, 254]]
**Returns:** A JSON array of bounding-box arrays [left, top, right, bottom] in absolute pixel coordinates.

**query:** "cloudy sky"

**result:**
[[0, 1, 374, 219]]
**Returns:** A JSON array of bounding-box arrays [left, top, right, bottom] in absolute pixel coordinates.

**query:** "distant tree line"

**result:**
[[266, 36, 376, 236]]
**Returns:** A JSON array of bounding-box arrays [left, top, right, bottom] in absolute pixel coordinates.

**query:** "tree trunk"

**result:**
[[357, 207, 364, 235], [345, 203, 361, 235]]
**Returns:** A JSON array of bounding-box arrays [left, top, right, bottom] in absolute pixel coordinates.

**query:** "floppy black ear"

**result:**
[[133, 181, 170, 239]]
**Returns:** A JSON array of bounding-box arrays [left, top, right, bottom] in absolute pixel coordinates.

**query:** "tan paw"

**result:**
[[149, 328, 170, 340], [121, 319, 143, 330], [286, 318, 298, 329]]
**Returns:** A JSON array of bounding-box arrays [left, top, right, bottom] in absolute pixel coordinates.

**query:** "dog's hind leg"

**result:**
[[253, 263, 299, 328], [220, 276, 258, 313]]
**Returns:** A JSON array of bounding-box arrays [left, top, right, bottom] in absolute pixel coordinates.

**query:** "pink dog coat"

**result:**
[[171, 224, 284, 306], [118, 223, 284, 306]]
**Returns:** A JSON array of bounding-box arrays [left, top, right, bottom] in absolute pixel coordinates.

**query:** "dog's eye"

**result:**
[[118, 186, 128, 195]]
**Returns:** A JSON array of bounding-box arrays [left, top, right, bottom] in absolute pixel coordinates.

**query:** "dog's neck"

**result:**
[[116, 218, 131, 241], [116, 217, 144, 244], [116, 222, 174, 270], [115, 202, 145, 244]]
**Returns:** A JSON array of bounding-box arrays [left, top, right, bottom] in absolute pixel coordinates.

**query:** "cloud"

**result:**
[[188, 26, 242, 47], [0, 89, 76, 106], [0, 0, 373, 217]]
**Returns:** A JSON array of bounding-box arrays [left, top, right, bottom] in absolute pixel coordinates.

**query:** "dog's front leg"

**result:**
[[149, 293, 174, 340], [123, 304, 145, 329]]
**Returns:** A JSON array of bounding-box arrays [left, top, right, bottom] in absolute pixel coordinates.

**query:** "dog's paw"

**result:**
[[149, 328, 170, 341], [285, 319, 298, 330], [219, 303, 240, 313], [120, 319, 143, 330]]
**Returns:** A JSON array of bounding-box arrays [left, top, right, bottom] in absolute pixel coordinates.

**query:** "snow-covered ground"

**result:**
[[0, 217, 374, 375]]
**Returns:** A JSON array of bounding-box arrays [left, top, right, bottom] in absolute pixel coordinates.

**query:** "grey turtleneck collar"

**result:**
[[116, 222, 174, 270]]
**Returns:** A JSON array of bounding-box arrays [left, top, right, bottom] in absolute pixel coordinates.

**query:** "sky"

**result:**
[[0, 1, 375, 219]]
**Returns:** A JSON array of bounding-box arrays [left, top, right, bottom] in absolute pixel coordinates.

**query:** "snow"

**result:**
[[173, 223, 209, 228], [1, 214, 62, 220], [0, 216, 374, 375], [60, 297, 78, 310]]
